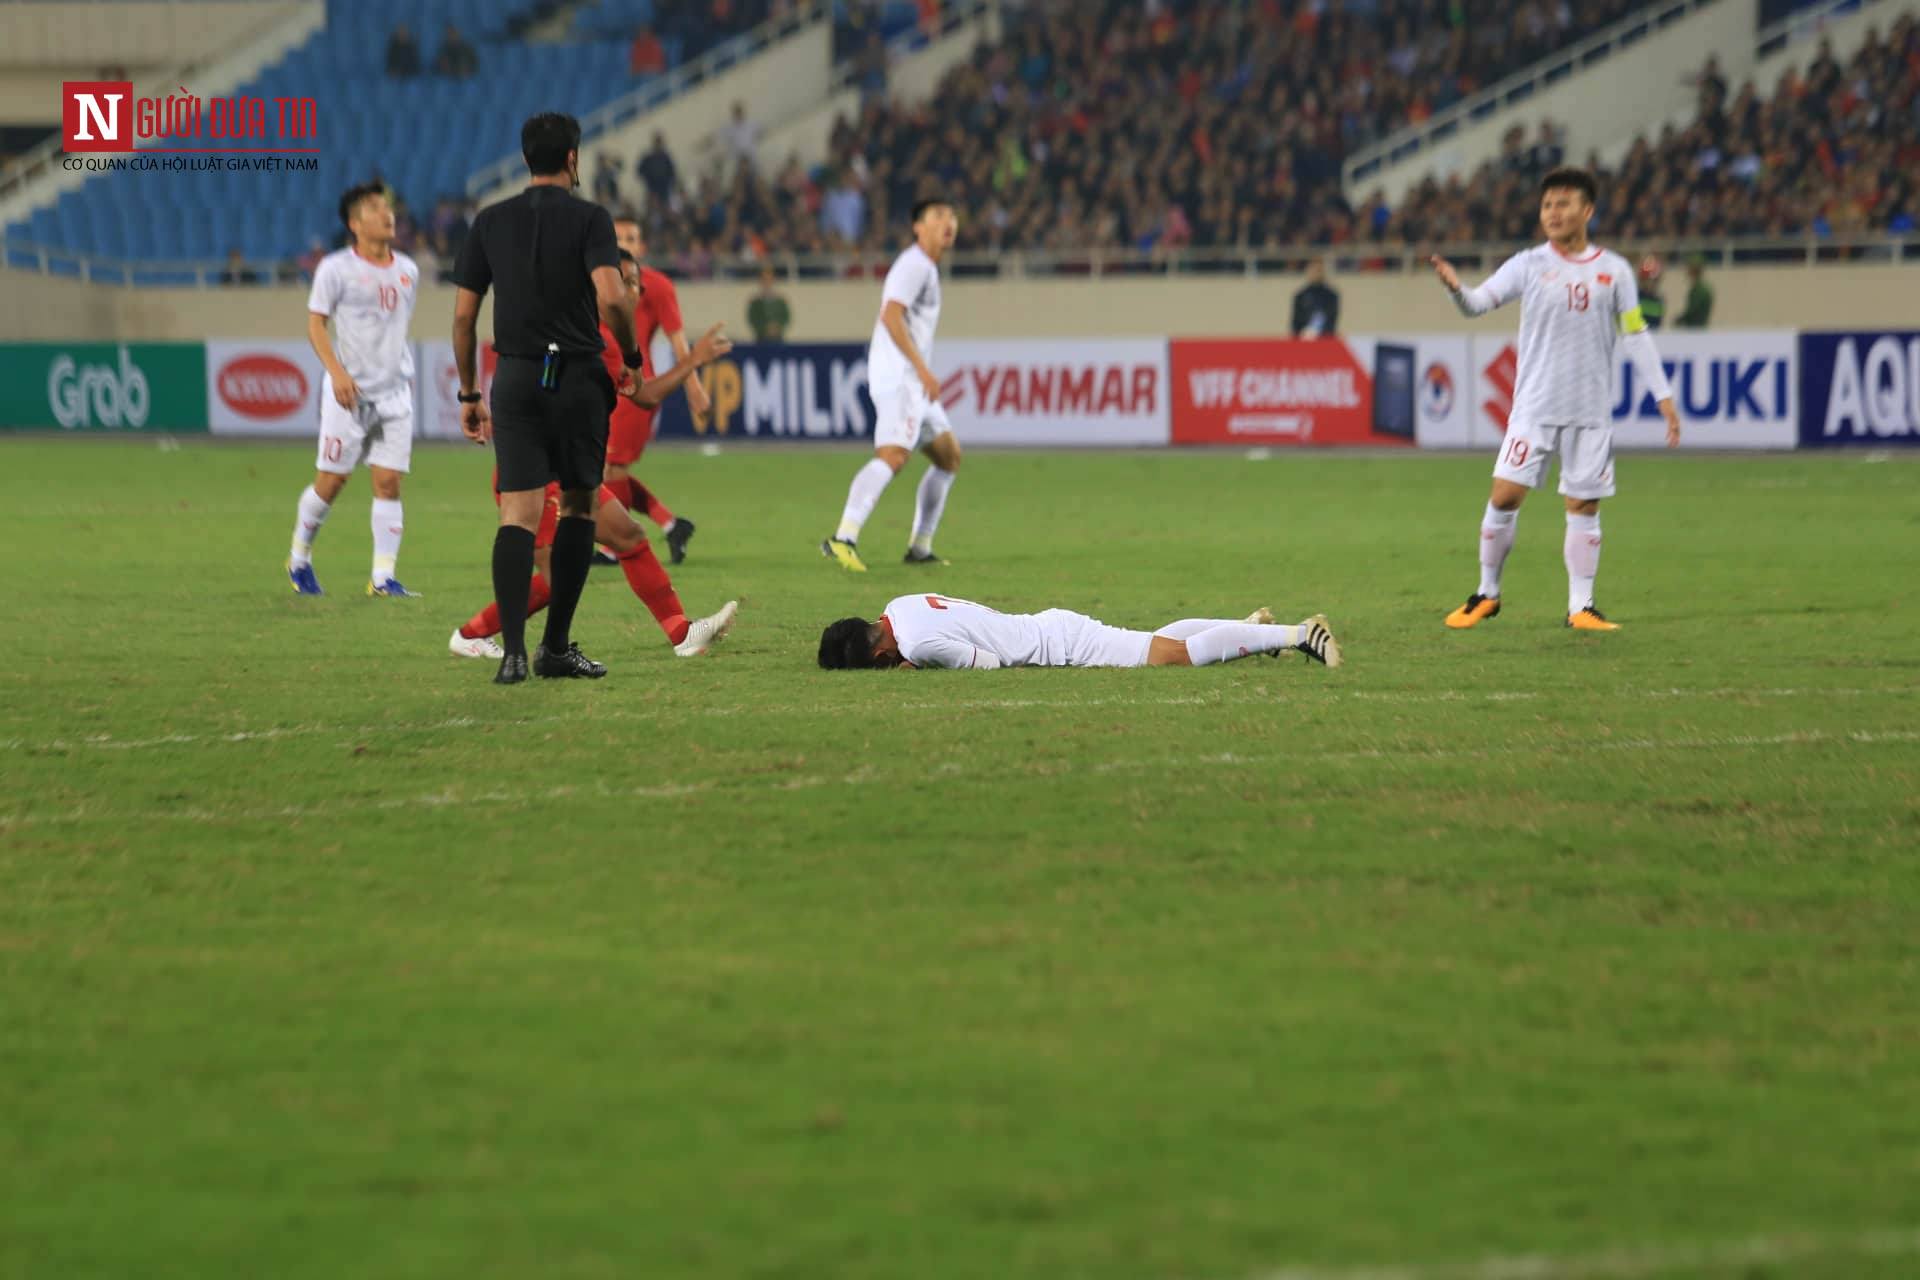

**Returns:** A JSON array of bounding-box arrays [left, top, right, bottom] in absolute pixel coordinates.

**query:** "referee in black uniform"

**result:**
[[451, 112, 645, 684]]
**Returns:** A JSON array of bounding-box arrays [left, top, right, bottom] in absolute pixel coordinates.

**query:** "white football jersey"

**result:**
[[882, 593, 1037, 670], [308, 247, 419, 400], [1468, 242, 1642, 430], [867, 244, 941, 388]]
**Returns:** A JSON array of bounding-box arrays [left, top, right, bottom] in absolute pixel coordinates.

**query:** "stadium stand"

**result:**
[[1387, 16, 1919, 246], [1, 0, 778, 277], [599, 1, 1915, 270]]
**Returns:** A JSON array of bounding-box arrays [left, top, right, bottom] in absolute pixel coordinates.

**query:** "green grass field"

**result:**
[[2, 439, 1916, 1280]]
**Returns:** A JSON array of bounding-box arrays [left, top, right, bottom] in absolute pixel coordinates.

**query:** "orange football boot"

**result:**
[[1444, 593, 1501, 629]]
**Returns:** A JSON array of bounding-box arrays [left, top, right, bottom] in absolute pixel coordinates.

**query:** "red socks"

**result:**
[[609, 471, 675, 528], [634, 480, 675, 528], [618, 541, 689, 644], [459, 574, 552, 639]]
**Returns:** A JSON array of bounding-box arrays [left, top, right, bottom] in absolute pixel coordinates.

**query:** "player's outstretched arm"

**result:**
[[624, 324, 732, 409], [667, 327, 711, 415], [1433, 252, 1524, 317]]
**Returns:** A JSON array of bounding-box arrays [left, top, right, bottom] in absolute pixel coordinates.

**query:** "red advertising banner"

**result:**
[[1170, 338, 1403, 446]]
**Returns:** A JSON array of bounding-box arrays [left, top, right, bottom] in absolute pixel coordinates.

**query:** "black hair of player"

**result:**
[[337, 182, 386, 231], [818, 617, 877, 669], [521, 112, 582, 177], [617, 248, 636, 265], [1540, 166, 1597, 207], [910, 197, 954, 225]]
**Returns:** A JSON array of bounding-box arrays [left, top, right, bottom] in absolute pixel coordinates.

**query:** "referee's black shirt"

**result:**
[[451, 185, 620, 358]]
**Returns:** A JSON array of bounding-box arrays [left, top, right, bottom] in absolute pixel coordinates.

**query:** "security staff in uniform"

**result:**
[[452, 112, 645, 684]]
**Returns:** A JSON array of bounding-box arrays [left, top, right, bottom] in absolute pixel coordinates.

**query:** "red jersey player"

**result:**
[[607, 216, 708, 564], [450, 309, 735, 660]]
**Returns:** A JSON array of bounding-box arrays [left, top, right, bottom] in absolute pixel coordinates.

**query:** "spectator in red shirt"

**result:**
[[630, 26, 666, 76]]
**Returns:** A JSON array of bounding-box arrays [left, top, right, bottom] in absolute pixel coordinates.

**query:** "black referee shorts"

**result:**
[[490, 353, 616, 493]]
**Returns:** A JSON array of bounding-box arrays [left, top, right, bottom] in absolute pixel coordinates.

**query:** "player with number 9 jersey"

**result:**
[[1431, 166, 1679, 633]]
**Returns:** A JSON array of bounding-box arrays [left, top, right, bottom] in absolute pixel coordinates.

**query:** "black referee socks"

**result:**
[[492, 525, 538, 658], [542, 514, 597, 655]]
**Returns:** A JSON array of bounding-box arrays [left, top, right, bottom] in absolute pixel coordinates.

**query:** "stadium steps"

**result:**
[[754, 0, 1002, 173], [0, 0, 326, 233], [464, 1, 836, 208]]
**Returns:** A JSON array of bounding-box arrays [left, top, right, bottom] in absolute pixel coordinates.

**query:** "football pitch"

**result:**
[[2, 439, 1916, 1279]]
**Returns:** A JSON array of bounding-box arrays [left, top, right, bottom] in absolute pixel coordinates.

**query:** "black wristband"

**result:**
[[622, 349, 644, 370], [457, 391, 482, 404]]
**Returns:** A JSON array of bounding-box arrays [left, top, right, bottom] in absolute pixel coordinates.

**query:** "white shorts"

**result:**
[[1492, 422, 1615, 499], [870, 377, 956, 452], [1037, 609, 1154, 668], [316, 381, 414, 475]]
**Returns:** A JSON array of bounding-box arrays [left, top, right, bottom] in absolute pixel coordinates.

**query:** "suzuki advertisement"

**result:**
[[1468, 330, 1797, 449]]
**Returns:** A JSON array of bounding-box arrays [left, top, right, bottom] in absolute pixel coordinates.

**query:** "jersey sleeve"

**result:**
[[651, 272, 683, 334], [583, 205, 619, 274], [598, 324, 622, 380], [903, 636, 998, 670], [1461, 251, 1529, 315], [306, 256, 342, 316], [880, 252, 929, 311], [1610, 258, 1648, 334], [450, 215, 491, 294]]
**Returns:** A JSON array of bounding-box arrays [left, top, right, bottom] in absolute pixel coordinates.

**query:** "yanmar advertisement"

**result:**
[[1798, 330, 1920, 447], [936, 339, 1169, 446], [205, 340, 321, 436]]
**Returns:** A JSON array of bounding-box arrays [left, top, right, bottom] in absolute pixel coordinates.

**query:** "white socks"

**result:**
[[371, 497, 404, 582], [1183, 622, 1304, 666], [1478, 502, 1518, 598], [836, 458, 896, 543], [1564, 511, 1601, 613], [289, 485, 332, 566], [910, 466, 956, 554]]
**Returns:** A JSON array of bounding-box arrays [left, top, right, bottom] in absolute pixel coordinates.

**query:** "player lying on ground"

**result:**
[[1431, 165, 1680, 633], [606, 218, 702, 564], [817, 594, 1341, 670], [821, 198, 962, 572], [452, 321, 736, 661], [287, 182, 420, 598]]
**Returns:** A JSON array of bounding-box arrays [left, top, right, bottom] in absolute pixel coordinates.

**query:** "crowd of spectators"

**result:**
[[1390, 22, 1918, 246], [590, 7, 1916, 274]]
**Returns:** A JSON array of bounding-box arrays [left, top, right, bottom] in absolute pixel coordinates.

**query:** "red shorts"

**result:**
[[493, 479, 618, 550], [606, 401, 655, 467]]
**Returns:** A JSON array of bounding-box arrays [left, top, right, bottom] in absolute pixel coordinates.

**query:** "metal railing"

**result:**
[[6, 231, 1913, 289], [462, 1, 828, 197], [1755, 0, 1877, 59], [0, 0, 320, 209], [1342, 0, 1720, 192]]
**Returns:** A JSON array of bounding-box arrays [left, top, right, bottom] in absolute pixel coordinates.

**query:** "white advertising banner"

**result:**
[[1468, 329, 1797, 449], [205, 339, 324, 436], [935, 339, 1171, 446], [1342, 334, 1475, 448], [415, 339, 496, 441]]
